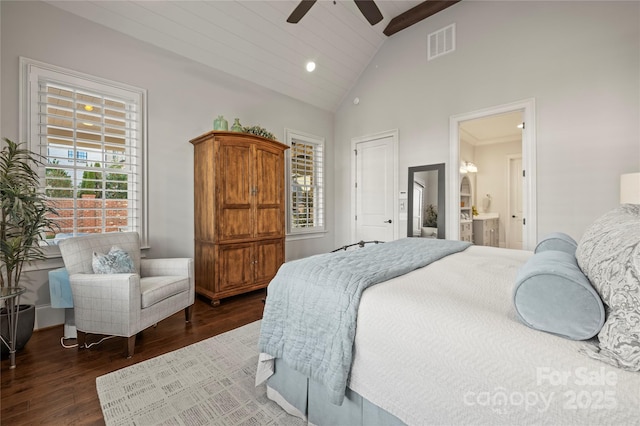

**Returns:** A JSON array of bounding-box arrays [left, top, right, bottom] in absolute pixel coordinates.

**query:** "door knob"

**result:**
[[512, 215, 516, 218], [384, 219, 392, 223]]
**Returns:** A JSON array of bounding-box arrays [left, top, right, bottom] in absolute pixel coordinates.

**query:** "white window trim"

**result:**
[[19, 57, 149, 255], [284, 128, 326, 239]]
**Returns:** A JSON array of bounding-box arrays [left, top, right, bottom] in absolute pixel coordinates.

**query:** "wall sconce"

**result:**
[[460, 161, 478, 174], [620, 172, 640, 204]]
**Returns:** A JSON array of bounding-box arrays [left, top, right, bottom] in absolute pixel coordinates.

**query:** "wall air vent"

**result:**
[[428, 23, 456, 61]]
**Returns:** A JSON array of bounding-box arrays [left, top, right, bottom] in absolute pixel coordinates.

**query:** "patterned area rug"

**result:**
[[96, 320, 304, 425]]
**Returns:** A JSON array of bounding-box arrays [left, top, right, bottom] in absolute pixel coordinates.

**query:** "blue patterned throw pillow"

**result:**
[[92, 246, 136, 274], [576, 204, 640, 371]]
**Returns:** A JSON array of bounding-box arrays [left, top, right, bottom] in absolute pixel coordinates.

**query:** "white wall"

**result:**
[[1, 1, 335, 328], [334, 1, 640, 247], [474, 140, 522, 246]]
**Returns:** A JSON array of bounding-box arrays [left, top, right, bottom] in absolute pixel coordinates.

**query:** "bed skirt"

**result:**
[[267, 358, 406, 426]]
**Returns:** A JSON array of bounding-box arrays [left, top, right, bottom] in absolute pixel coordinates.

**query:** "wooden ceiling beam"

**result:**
[[383, 0, 462, 37]]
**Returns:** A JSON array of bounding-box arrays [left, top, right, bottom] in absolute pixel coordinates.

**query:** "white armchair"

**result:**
[[58, 232, 194, 357]]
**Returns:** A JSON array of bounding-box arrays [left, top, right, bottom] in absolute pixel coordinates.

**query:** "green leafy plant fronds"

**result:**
[[0, 138, 59, 288], [242, 125, 277, 140]]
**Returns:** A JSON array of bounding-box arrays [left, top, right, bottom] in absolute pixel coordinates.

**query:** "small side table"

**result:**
[[1, 286, 26, 369]]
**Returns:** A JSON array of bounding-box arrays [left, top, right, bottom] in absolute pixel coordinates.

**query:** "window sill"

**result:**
[[22, 256, 65, 273], [21, 246, 150, 273]]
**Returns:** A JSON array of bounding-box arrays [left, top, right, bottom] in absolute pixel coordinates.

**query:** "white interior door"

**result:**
[[507, 155, 523, 249], [355, 137, 395, 242]]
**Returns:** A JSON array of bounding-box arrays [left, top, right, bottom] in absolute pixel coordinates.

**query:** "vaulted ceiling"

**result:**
[[45, 1, 460, 112]]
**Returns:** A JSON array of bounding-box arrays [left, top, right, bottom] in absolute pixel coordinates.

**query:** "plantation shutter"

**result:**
[[25, 60, 146, 241], [289, 138, 324, 233]]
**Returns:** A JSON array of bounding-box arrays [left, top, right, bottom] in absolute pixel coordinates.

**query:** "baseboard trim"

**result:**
[[35, 304, 65, 331]]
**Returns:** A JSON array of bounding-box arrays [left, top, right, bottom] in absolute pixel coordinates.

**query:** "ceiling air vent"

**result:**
[[428, 23, 455, 61]]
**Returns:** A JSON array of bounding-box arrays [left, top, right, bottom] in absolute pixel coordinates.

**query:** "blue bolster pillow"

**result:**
[[535, 232, 578, 256], [513, 250, 604, 340]]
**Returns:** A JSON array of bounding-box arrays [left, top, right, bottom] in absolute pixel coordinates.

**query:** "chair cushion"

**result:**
[[140, 276, 190, 308], [92, 247, 136, 274]]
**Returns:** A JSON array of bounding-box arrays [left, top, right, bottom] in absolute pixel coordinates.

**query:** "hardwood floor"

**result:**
[[0, 290, 266, 425]]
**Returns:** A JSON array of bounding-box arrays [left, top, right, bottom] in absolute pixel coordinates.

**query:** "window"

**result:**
[[21, 58, 148, 247], [67, 150, 86, 160], [285, 129, 325, 236]]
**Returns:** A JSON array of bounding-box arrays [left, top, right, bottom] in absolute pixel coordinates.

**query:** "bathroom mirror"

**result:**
[[407, 163, 445, 239]]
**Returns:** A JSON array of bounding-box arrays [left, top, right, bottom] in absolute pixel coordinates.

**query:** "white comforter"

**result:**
[[349, 245, 640, 425]]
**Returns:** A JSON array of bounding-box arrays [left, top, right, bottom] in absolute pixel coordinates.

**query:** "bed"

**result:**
[[256, 205, 640, 425]]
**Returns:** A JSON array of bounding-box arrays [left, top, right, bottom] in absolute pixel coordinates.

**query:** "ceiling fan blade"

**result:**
[[287, 0, 317, 23], [354, 0, 383, 25]]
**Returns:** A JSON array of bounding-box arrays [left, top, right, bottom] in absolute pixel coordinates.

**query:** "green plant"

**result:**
[[45, 159, 73, 198], [242, 125, 276, 140], [78, 162, 103, 198], [0, 138, 58, 289], [78, 162, 129, 199], [105, 164, 128, 199], [423, 204, 438, 227]]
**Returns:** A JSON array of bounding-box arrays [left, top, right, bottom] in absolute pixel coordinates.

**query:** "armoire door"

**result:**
[[217, 243, 253, 292], [218, 140, 253, 242], [254, 239, 284, 284], [255, 145, 284, 239]]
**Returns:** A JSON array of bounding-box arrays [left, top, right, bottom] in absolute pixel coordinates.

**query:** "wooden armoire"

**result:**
[[190, 131, 289, 306]]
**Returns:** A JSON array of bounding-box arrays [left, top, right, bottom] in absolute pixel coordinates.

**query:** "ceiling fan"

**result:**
[[287, 0, 384, 26]]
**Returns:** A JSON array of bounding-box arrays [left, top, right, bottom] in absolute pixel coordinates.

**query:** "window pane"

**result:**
[[34, 77, 141, 240], [289, 135, 324, 234]]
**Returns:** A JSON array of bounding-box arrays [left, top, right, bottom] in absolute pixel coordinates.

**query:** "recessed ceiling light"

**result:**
[[306, 61, 316, 72]]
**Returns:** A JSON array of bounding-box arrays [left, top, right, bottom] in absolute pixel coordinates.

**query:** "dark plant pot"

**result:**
[[0, 304, 36, 357]]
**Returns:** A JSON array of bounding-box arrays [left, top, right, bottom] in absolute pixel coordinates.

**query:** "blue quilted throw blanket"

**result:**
[[258, 237, 471, 405]]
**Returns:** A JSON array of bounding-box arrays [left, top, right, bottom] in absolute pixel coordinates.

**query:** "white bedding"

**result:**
[[348, 245, 640, 425]]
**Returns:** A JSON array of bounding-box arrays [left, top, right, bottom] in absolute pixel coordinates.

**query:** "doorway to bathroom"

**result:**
[[449, 99, 537, 251]]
